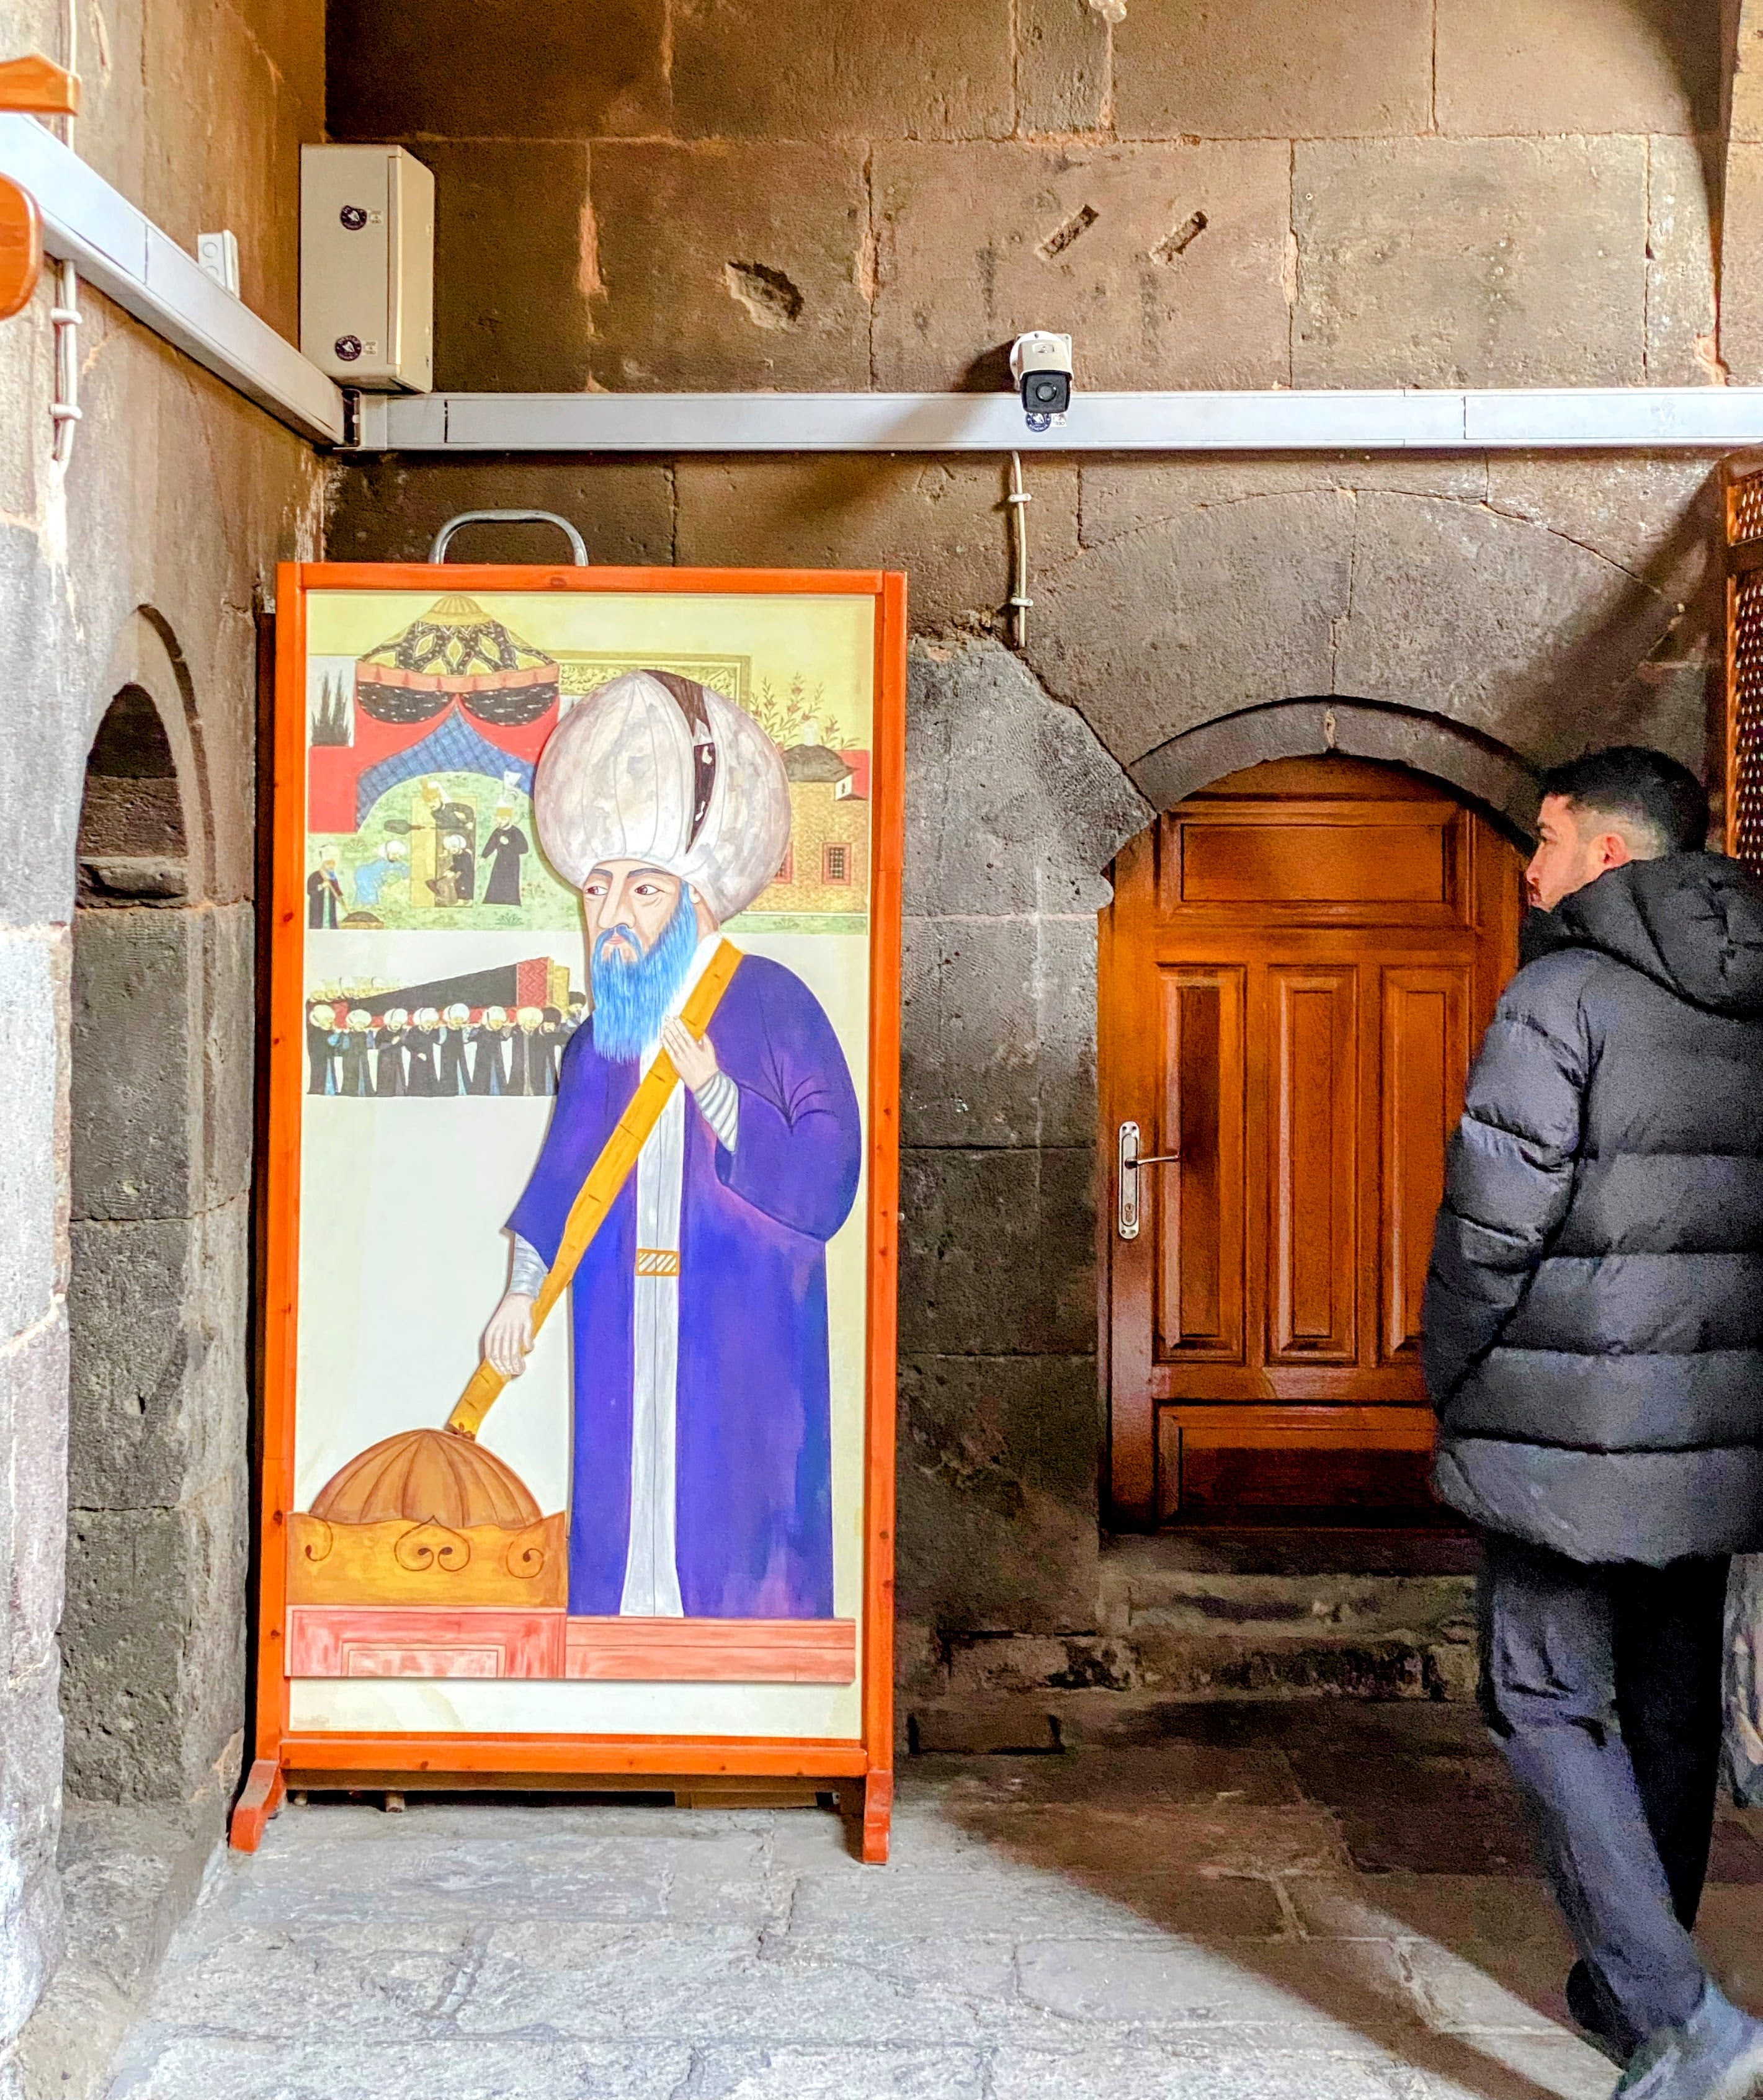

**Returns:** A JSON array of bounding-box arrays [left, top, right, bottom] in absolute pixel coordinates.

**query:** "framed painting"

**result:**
[[239, 560, 904, 1862]]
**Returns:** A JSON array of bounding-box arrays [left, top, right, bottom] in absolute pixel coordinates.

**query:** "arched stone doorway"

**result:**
[[1099, 752, 1527, 1531], [64, 668, 247, 1826]]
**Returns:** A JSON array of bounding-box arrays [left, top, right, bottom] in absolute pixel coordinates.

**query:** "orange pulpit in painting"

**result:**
[[289, 1428, 567, 1609]]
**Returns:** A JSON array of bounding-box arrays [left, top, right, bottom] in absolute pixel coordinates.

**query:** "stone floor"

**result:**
[[102, 1704, 1763, 2100]]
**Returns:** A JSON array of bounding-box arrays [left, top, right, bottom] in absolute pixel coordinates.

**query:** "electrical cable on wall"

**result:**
[[50, 0, 81, 465], [1006, 452, 1031, 648]]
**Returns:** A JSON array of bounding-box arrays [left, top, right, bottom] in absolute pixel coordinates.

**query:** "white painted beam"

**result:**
[[0, 115, 346, 445], [359, 386, 1763, 455]]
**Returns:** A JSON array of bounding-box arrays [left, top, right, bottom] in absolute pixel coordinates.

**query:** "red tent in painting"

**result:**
[[310, 595, 563, 834]]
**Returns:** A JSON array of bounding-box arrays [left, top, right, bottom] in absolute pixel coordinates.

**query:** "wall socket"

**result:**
[[197, 231, 241, 297]]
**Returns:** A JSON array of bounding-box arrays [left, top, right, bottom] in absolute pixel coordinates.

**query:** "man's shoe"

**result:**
[[1569, 1960, 1640, 2065], [1615, 1983, 1763, 2100]]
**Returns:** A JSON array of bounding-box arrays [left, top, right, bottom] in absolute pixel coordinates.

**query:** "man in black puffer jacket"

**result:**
[[1424, 747, 1763, 2100]]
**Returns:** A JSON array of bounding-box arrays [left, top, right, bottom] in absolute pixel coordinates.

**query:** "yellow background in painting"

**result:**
[[309, 590, 876, 749]]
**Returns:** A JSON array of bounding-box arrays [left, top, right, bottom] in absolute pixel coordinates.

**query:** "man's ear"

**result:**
[[1592, 827, 1635, 873]]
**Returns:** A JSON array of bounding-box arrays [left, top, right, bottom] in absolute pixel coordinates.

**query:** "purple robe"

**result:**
[[507, 953, 860, 1619]]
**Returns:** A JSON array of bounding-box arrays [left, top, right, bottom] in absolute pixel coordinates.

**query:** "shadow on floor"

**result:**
[[921, 1701, 1763, 2100]]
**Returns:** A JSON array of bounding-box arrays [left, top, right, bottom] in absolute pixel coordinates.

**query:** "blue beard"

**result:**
[[589, 895, 700, 1062]]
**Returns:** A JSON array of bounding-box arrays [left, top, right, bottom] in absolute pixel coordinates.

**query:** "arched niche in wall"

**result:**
[[75, 683, 191, 904], [1128, 696, 1540, 847], [63, 622, 244, 1819], [83, 607, 215, 900]]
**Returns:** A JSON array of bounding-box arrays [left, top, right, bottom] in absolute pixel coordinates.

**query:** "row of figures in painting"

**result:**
[[305, 999, 584, 1098]]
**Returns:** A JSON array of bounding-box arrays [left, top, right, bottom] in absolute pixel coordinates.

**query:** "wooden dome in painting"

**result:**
[[310, 1427, 541, 1531]]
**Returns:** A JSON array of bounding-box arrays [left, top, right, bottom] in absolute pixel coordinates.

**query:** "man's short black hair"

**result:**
[[1537, 745, 1708, 854]]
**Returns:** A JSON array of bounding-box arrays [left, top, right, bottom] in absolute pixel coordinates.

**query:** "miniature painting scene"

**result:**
[[289, 589, 878, 1735]]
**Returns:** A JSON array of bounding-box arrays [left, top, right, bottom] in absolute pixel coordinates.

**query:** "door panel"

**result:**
[[1268, 966, 1357, 1363], [1380, 966, 1471, 1363], [1155, 968, 1245, 1361], [1181, 815, 1450, 905], [1101, 755, 1524, 1528]]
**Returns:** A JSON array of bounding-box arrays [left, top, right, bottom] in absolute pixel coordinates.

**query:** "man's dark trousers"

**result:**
[[1478, 1531, 1730, 2053]]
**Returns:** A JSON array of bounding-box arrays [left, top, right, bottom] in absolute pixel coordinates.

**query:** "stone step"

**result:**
[[904, 1529, 1483, 1754]]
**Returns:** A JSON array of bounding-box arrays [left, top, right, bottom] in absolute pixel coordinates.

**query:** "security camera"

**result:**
[[1010, 332, 1073, 432]]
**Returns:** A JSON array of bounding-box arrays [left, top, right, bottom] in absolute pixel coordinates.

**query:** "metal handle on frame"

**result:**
[[1117, 1121, 1180, 1240], [429, 509, 590, 566]]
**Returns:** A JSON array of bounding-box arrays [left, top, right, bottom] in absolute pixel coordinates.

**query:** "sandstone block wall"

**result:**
[[0, 0, 324, 2073], [328, 0, 1724, 396]]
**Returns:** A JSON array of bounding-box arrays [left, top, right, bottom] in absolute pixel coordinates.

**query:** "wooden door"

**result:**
[[1100, 757, 1524, 1528]]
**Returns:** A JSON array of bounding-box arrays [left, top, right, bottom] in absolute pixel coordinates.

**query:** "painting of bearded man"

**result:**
[[481, 670, 862, 1621]]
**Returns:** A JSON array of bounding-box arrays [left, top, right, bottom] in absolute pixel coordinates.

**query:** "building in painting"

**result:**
[[759, 740, 872, 913]]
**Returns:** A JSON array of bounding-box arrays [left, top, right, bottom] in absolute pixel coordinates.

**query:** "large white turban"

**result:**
[[532, 670, 791, 925]]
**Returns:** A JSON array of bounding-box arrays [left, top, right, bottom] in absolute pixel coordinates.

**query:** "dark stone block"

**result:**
[[60, 1484, 247, 1805], [898, 1146, 1097, 1358], [421, 143, 594, 394], [67, 1203, 248, 1514], [326, 0, 667, 139], [906, 636, 1149, 918], [676, 458, 1043, 633], [329, 458, 676, 569], [70, 909, 198, 1224], [897, 1353, 1100, 1634], [587, 144, 871, 391], [202, 905, 255, 1212], [901, 913, 1098, 1152], [671, 0, 1012, 142]]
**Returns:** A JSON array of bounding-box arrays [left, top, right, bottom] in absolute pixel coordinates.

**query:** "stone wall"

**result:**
[[327, 0, 1723, 396], [325, 0, 1735, 1728], [0, 0, 324, 2075]]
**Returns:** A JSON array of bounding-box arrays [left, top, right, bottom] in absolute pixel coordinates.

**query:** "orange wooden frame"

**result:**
[[238, 563, 905, 1862]]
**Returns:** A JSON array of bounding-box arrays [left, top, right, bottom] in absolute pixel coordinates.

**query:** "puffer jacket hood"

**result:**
[[1424, 848, 1763, 1565], [1525, 852, 1763, 1018]]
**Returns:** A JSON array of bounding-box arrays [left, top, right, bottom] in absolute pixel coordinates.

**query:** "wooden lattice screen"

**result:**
[[1726, 463, 1763, 870]]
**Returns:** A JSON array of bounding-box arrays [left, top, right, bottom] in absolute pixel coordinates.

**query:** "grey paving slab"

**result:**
[[107, 2034, 697, 2099], [989, 2045, 1431, 2100], [906, 1741, 1305, 1809], [1407, 2032, 1617, 2100], [457, 1921, 1032, 2045], [784, 1860, 1197, 1939], [125, 1920, 478, 2040], [687, 2048, 991, 2099], [1014, 1935, 1420, 2047], [221, 1827, 775, 1927]]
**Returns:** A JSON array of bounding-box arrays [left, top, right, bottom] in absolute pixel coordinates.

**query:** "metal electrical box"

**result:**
[[300, 145, 434, 393]]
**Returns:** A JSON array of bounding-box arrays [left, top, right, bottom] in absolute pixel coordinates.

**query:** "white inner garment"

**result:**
[[617, 933, 723, 1618]]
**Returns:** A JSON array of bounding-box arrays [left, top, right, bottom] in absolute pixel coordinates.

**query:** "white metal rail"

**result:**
[[0, 114, 346, 445], [11, 118, 1763, 459], [361, 386, 1763, 454]]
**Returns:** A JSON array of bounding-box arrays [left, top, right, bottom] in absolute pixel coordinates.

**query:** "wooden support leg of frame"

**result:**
[[229, 1758, 286, 1852], [860, 1769, 892, 1864]]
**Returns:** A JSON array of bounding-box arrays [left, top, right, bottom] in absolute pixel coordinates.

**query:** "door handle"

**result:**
[[1117, 1120, 1179, 1240]]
